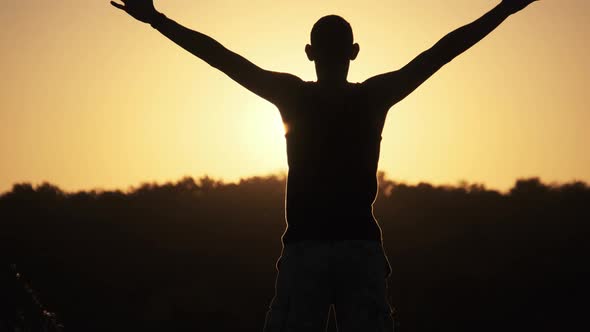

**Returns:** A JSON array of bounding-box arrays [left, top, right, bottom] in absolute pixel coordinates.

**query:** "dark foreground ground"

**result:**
[[2, 174, 589, 331]]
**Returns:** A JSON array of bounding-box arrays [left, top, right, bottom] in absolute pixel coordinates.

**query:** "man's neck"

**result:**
[[315, 77, 350, 88]]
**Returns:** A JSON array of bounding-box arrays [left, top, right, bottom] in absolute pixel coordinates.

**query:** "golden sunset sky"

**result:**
[[1, 0, 588, 193]]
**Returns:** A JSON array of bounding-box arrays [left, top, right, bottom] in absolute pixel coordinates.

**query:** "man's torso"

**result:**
[[278, 81, 389, 244]]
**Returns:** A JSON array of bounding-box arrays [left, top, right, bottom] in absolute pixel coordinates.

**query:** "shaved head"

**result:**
[[310, 15, 354, 54]]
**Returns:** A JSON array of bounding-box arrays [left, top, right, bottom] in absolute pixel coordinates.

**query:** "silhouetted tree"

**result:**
[[2, 175, 588, 332]]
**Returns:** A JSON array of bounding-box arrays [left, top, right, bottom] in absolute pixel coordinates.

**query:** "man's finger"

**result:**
[[110, 1, 126, 10]]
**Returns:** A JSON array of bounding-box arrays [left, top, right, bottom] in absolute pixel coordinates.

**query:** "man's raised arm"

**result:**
[[363, 0, 538, 109], [110, 0, 301, 107]]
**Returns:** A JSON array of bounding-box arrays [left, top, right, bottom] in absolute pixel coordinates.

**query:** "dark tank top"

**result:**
[[278, 81, 388, 245]]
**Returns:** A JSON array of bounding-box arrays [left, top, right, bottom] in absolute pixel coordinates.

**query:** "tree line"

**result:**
[[2, 174, 588, 331]]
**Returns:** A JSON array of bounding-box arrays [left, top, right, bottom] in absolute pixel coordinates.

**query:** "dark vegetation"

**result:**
[[2, 174, 589, 331]]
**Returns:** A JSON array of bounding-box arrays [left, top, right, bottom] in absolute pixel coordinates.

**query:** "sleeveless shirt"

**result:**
[[279, 81, 388, 245]]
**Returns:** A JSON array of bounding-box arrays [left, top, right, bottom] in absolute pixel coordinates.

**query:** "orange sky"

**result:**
[[1, 0, 588, 193]]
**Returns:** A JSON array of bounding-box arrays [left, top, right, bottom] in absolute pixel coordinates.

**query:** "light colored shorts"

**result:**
[[263, 240, 394, 332]]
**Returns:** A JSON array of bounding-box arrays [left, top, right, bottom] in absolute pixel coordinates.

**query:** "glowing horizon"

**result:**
[[1, 0, 588, 194]]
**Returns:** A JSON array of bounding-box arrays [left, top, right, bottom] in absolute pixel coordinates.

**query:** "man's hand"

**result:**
[[500, 0, 539, 15], [110, 0, 158, 24]]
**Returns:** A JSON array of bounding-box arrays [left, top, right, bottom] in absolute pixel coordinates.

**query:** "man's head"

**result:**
[[306, 15, 359, 83]]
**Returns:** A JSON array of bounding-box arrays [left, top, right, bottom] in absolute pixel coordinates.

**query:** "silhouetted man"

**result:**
[[111, 1, 538, 330]]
